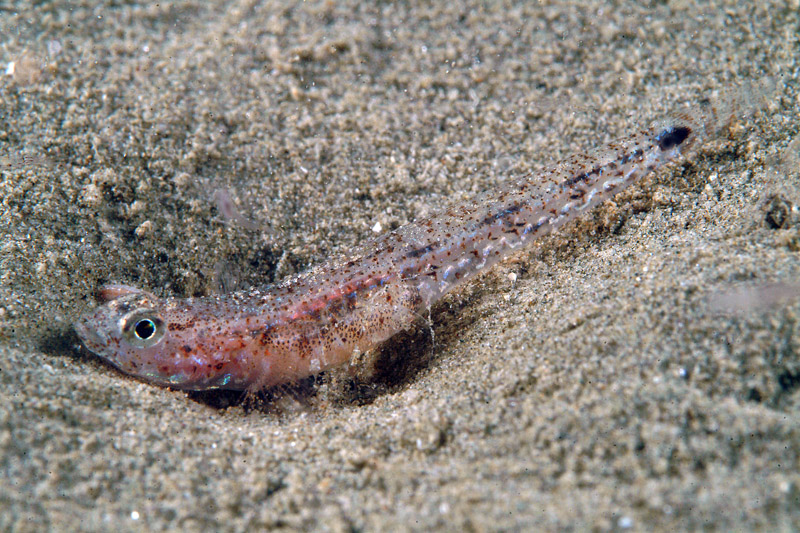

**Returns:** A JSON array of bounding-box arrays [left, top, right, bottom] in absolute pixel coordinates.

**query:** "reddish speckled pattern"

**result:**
[[74, 99, 750, 391]]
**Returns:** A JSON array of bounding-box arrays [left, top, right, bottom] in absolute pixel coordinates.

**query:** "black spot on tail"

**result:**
[[657, 126, 692, 151]]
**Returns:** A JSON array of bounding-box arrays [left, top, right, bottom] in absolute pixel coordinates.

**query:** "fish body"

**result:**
[[75, 91, 760, 391]]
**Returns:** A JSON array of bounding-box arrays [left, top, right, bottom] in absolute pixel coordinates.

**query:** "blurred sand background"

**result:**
[[1, 0, 799, 530]]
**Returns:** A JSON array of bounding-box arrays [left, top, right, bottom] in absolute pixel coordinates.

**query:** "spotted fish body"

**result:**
[[74, 97, 751, 391]]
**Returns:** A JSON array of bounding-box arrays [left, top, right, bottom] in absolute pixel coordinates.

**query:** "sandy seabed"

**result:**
[[1, 1, 799, 531]]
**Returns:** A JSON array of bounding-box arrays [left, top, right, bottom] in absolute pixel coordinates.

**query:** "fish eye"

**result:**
[[134, 318, 157, 339], [121, 310, 166, 348]]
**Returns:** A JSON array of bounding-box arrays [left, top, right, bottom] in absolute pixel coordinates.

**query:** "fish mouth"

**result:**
[[73, 315, 108, 355]]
